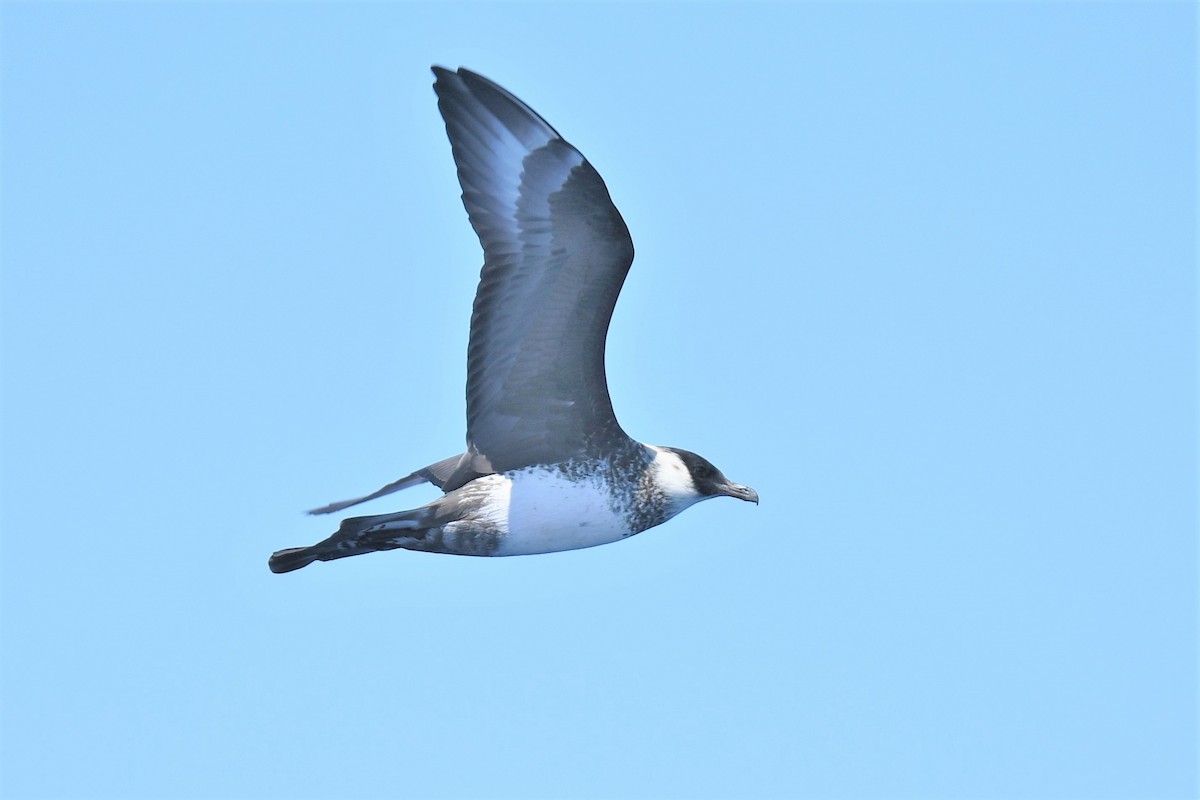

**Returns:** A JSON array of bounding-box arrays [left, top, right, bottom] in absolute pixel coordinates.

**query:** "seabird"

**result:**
[[269, 66, 757, 574]]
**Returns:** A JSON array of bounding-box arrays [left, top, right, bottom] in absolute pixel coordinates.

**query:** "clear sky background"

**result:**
[[1, 3, 1195, 799]]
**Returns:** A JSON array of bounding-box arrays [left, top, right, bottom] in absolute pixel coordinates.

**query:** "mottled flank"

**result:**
[[550, 442, 671, 536], [629, 469, 670, 535]]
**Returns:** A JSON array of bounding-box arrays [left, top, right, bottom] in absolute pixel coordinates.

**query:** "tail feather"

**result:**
[[269, 508, 435, 574], [268, 547, 321, 574]]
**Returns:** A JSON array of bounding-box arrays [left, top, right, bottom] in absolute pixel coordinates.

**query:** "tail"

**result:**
[[268, 547, 322, 574], [268, 508, 433, 574]]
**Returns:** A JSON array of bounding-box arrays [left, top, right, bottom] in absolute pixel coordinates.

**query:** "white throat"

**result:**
[[647, 445, 706, 515]]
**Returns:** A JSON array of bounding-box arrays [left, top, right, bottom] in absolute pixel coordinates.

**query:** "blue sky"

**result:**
[[1, 3, 1195, 799]]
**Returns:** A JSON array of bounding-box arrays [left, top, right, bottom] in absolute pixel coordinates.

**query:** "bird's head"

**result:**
[[651, 446, 759, 509]]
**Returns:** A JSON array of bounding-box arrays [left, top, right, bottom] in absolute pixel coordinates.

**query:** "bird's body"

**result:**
[[269, 67, 756, 574], [271, 446, 717, 571]]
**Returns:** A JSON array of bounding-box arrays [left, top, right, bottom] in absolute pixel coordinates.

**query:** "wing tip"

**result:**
[[430, 65, 563, 144]]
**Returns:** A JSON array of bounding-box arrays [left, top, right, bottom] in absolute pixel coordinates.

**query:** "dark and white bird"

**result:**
[[269, 67, 757, 574]]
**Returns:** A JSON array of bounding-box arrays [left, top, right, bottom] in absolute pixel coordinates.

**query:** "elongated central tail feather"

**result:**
[[268, 508, 432, 574], [268, 547, 324, 574]]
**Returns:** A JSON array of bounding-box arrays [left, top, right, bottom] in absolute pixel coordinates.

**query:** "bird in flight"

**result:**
[[269, 67, 757, 573]]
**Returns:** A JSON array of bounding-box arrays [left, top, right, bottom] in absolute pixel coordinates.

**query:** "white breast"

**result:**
[[485, 467, 634, 556]]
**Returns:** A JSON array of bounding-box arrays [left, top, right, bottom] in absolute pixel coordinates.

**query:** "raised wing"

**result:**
[[432, 67, 636, 472]]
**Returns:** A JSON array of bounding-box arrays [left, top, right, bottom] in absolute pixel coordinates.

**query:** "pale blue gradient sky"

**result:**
[[2, 3, 1196, 799]]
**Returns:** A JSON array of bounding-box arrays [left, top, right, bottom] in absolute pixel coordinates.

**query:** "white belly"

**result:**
[[481, 468, 633, 556]]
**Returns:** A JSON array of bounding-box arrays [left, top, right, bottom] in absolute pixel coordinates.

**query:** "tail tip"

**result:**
[[268, 547, 318, 574]]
